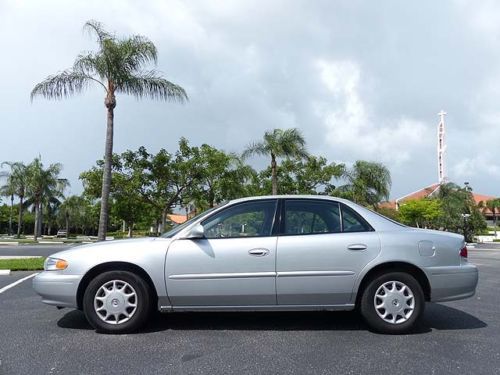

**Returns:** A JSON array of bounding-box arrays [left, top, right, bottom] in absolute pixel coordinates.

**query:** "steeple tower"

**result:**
[[437, 110, 447, 184]]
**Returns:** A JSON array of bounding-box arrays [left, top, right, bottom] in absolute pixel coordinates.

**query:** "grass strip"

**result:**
[[0, 257, 45, 271]]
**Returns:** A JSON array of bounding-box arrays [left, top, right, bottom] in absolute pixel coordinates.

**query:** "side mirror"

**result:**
[[185, 224, 205, 239]]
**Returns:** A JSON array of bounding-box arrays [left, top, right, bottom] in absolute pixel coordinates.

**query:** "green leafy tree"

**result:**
[[376, 206, 401, 222], [31, 20, 188, 241], [437, 182, 486, 241], [334, 160, 391, 208], [111, 172, 149, 237], [255, 155, 343, 195], [243, 128, 308, 195], [399, 199, 442, 228], [121, 140, 203, 233], [81, 139, 204, 235], [189, 145, 256, 210]]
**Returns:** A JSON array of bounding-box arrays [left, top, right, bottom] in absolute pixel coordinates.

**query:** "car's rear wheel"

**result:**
[[360, 272, 424, 334], [83, 270, 152, 334]]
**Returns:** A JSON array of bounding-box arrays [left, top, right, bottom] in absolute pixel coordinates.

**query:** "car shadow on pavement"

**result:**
[[57, 302, 486, 334]]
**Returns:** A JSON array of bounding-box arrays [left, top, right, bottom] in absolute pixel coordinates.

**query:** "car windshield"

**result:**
[[161, 204, 226, 238]]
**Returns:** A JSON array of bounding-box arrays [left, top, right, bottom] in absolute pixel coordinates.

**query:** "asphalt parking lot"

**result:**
[[0, 246, 499, 375]]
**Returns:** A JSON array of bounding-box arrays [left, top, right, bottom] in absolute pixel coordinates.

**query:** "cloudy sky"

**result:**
[[1, 0, 499, 199]]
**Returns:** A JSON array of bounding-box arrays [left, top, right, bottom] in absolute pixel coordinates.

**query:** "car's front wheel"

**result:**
[[83, 270, 152, 334], [360, 272, 425, 334]]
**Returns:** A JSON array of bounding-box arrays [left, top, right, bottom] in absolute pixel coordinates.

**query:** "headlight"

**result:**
[[44, 257, 68, 271]]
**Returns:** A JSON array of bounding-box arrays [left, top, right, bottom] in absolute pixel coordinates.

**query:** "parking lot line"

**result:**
[[0, 272, 39, 294]]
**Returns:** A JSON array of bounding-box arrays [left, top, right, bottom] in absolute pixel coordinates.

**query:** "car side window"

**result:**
[[202, 200, 277, 239], [341, 204, 372, 232], [284, 200, 341, 235]]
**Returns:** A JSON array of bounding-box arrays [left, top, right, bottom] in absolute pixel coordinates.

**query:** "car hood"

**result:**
[[48, 237, 172, 260]]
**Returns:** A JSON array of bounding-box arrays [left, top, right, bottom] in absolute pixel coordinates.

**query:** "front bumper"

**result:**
[[426, 263, 479, 302], [32, 271, 82, 308]]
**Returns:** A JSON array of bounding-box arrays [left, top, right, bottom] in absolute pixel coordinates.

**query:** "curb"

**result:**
[[0, 270, 11, 276], [0, 242, 19, 246]]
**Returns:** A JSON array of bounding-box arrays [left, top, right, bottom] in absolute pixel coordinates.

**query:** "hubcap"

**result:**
[[374, 280, 415, 324], [94, 280, 138, 325]]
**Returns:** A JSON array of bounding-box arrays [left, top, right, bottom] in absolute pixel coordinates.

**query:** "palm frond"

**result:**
[[242, 142, 269, 159], [73, 52, 108, 81], [117, 70, 188, 102], [84, 20, 112, 48], [31, 70, 100, 101], [119, 35, 158, 73]]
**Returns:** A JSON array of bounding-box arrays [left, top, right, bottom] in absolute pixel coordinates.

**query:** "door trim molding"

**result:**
[[169, 271, 276, 280], [277, 270, 355, 277]]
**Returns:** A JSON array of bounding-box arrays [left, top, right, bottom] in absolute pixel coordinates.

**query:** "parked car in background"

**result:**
[[56, 229, 67, 238], [33, 195, 478, 334]]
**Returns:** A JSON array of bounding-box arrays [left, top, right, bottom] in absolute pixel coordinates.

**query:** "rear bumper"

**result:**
[[32, 271, 82, 308], [426, 264, 478, 302]]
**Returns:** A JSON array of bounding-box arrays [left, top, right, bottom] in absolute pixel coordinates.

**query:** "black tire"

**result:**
[[359, 272, 425, 334], [83, 270, 152, 334]]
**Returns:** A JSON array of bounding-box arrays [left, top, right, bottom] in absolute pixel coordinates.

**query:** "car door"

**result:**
[[166, 199, 279, 307], [276, 199, 381, 306]]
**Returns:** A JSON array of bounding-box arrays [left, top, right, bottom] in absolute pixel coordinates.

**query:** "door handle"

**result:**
[[248, 248, 269, 256], [347, 244, 367, 251]]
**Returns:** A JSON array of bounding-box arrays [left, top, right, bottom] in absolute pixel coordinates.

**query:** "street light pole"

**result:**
[[462, 213, 471, 243]]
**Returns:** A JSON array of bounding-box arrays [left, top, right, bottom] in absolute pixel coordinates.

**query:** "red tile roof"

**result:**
[[387, 184, 497, 213], [167, 214, 188, 224]]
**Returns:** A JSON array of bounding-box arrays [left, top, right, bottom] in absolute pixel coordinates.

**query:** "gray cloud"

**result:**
[[0, 0, 498, 198]]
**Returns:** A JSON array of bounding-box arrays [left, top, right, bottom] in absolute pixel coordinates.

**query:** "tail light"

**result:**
[[460, 246, 468, 258]]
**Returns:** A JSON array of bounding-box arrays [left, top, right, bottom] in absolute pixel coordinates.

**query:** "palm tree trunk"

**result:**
[[98, 93, 116, 241], [34, 202, 39, 241], [494, 210, 497, 237], [271, 154, 278, 195], [17, 196, 24, 238], [37, 203, 43, 238], [66, 211, 70, 239], [8, 194, 13, 236]]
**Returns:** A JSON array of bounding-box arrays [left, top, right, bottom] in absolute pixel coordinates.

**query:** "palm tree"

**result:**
[[335, 160, 391, 208], [243, 128, 307, 195], [59, 195, 84, 238], [31, 20, 188, 241], [0, 171, 15, 235], [25, 158, 69, 241], [1, 162, 28, 238]]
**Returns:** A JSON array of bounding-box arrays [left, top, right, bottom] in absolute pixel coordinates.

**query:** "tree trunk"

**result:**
[[98, 92, 116, 241], [66, 211, 70, 239], [494, 210, 497, 237], [17, 196, 24, 238], [34, 202, 39, 241], [37, 203, 43, 238], [160, 208, 168, 233], [127, 223, 132, 238], [8, 194, 13, 236], [271, 154, 278, 195]]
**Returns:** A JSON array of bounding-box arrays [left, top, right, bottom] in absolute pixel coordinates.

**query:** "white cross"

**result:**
[[438, 110, 447, 122]]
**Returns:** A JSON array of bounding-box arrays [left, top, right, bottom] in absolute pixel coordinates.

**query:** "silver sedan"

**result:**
[[33, 195, 478, 334]]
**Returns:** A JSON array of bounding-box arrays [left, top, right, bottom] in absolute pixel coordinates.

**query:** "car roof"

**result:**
[[228, 195, 352, 204]]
